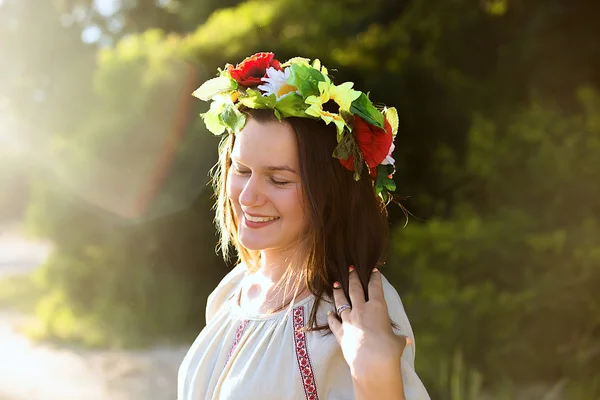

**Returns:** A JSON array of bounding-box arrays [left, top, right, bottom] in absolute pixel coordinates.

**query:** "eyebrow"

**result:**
[[266, 165, 297, 174], [232, 158, 298, 174]]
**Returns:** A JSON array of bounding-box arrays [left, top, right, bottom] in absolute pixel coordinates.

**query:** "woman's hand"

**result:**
[[327, 266, 410, 400]]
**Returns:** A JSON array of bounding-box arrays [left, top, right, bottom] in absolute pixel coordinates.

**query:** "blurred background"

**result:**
[[0, 0, 599, 399]]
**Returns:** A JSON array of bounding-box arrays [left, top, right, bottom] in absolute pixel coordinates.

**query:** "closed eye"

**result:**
[[270, 178, 290, 186], [232, 167, 250, 176], [232, 164, 291, 186]]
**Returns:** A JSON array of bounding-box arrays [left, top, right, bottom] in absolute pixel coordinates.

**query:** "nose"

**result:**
[[238, 174, 266, 208]]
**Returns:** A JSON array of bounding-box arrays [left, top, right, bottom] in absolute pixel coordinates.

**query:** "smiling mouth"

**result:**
[[244, 215, 280, 223]]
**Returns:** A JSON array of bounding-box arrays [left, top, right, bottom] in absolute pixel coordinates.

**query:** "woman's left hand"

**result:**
[[327, 266, 411, 381]]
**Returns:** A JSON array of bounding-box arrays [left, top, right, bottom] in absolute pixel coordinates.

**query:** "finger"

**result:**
[[367, 267, 385, 303], [348, 265, 366, 307], [332, 281, 351, 322], [327, 310, 343, 343]]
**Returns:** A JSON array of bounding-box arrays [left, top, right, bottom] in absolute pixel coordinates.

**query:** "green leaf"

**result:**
[[192, 76, 234, 101], [333, 133, 364, 180], [340, 110, 354, 127], [281, 57, 311, 68], [353, 148, 364, 180], [239, 89, 277, 109], [376, 163, 394, 179], [220, 103, 246, 133], [384, 179, 396, 191], [350, 93, 384, 129], [384, 107, 399, 136], [275, 93, 310, 118], [202, 110, 225, 135], [374, 164, 396, 197], [332, 132, 356, 160], [201, 99, 226, 135], [287, 63, 325, 98]]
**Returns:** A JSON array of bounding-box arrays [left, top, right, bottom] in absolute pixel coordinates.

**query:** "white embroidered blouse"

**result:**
[[177, 264, 431, 399]]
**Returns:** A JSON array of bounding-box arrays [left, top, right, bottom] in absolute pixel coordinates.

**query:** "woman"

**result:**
[[178, 53, 430, 399]]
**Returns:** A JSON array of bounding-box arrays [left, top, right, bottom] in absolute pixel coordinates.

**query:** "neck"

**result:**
[[240, 246, 309, 312], [256, 248, 296, 284]]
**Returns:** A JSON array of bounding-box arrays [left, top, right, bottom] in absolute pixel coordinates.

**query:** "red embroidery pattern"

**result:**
[[226, 320, 249, 363], [293, 306, 319, 400]]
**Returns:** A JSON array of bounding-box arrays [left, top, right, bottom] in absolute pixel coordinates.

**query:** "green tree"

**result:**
[[386, 87, 600, 396]]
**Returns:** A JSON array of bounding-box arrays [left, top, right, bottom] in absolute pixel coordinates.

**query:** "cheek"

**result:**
[[280, 186, 308, 222]]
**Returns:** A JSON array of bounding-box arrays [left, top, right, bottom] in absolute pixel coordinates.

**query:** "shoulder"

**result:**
[[379, 272, 417, 359], [379, 272, 407, 318], [205, 263, 247, 324], [382, 273, 432, 398]]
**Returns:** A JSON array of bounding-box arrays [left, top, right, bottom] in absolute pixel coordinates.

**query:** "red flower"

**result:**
[[227, 52, 281, 87], [340, 116, 393, 177]]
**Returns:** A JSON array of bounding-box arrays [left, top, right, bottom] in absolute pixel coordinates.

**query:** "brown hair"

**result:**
[[211, 108, 390, 331]]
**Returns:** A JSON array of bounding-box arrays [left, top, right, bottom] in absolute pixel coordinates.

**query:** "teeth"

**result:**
[[245, 215, 279, 222]]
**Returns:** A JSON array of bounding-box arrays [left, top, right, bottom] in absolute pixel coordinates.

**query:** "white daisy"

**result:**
[[381, 143, 395, 165], [258, 67, 299, 99]]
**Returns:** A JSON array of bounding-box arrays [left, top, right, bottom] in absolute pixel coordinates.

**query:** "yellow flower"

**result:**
[[305, 78, 361, 140]]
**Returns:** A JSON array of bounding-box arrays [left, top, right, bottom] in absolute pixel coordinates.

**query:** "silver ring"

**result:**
[[336, 304, 352, 316]]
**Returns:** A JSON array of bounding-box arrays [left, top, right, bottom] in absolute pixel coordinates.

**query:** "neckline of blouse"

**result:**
[[229, 274, 316, 321]]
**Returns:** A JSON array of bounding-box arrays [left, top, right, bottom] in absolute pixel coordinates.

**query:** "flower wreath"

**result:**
[[192, 52, 398, 201]]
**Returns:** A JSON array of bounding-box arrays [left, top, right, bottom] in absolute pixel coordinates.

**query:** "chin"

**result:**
[[237, 234, 272, 251]]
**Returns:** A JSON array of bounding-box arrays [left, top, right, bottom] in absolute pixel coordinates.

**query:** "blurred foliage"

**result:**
[[1, 0, 599, 397], [0, 273, 45, 314], [386, 88, 600, 396]]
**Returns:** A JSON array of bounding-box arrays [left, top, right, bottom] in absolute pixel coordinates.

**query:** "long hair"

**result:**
[[211, 108, 390, 332]]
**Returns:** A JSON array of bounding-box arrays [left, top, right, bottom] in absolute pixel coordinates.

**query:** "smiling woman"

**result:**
[[178, 53, 430, 400], [227, 118, 307, 254]]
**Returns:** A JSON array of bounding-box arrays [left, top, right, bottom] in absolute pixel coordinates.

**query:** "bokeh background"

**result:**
[[1, 0, 599, 399]]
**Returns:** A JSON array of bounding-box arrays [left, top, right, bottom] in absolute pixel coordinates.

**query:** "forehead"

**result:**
[[232, 118, 299, 167]]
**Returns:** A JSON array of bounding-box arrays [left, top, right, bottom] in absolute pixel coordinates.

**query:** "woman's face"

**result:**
[[227, 118, 308, 252]]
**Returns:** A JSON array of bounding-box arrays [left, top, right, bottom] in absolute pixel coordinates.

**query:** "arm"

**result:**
[[352, 366, 406, 400], [327, 266, 429, 400]]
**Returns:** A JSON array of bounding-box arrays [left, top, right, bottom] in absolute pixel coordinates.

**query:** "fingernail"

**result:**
[[372, 267, 379, 273], [406, 337, 413, 346], [327, 310, 332, 316], [349, 265, 354, 272], [333, 281, 341, 288]]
